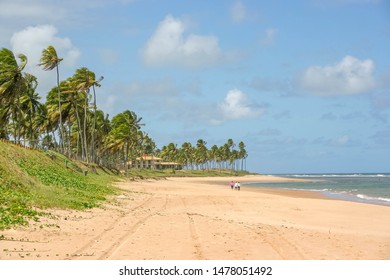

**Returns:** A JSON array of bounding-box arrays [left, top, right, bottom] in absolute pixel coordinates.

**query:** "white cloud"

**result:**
[[230, 1, 246, 22], [141, 15, 222, 68], [11, 25, 80, 67], [259, 28, 277, 46], [298, 55, 376, 96], [219, 89, 263, 120], [10, 25, 80, 94]]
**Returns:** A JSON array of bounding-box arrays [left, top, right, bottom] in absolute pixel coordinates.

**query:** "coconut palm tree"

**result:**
[[19, 73, 42, 146], [90, 76, 103, 163], [195, 139, 208, 170], [108, 110, 144, 176], [71, 68, 95, 162], [70, 68, 104, 163], [160, 143, 179, 172], [180, 142, 194, 170], [209, 144, 219, 169], [225, 139, 235, 170], [38, 46, 64, 151], [141, 134, 157, 168], [0, 48, 28, 142], [238, 141, 247, 171], [92, 110, 110, 165]]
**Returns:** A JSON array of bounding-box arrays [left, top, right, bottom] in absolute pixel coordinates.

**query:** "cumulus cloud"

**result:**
[[230, 1, 246, 22], [141, 15, 222, 68], [10, 25, 80, 93], [219, 89, 263, 120], [11, 25, 80, 67], [297, 55, 376, 96]]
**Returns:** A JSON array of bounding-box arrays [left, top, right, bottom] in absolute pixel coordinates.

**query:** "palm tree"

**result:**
[[195, 139, 208, 170], [180, 142, 194, 170], [19, 73, 41, 146], [91, 76, 103, 163], [38, 46, 64, 151], [71, 68, 104, 163], [92, 110, 111, 165], [209, 145, 219, 169], [142, 134, 156, 168], [226, 139, 235, 170], [161, 143, 179, 172], [71, 68, 94, 162], [108, 110, 144, 176], [0, 48, 28, 142], [238, 141, 247, 171]]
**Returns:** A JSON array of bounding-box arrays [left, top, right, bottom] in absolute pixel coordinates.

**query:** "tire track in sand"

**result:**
[[180, 196, 205, 259], [68, 192, 158, 259], [251, 224, 307, 259], [186, 213, 204, 259], [99, 194, 169, 260]]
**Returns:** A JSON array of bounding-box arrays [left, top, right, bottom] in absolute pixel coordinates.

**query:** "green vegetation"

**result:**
[[0, 140, 118, 230], [122, 167, 253, 179]]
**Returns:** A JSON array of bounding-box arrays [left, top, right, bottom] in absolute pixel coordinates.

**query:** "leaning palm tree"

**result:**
[[62, 78, 86, 160], [90, 76, 103, 163], [92, 109, 110, 165], [0, 48, 28, 142], [19, 73, 41, 146], [38, 46, 64, 152], [71, 67, 98, 163]]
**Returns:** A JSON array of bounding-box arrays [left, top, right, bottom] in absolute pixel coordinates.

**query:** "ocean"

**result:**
[[244, 173, 390, 207]]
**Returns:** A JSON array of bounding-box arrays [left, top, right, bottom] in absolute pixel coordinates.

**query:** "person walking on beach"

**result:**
[[234, 181, 238, 190], [237, 182, 241, 191], [230, 181, 234, 190]]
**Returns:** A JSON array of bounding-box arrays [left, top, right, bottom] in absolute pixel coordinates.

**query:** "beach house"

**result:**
[[130, 154, 182, 170]]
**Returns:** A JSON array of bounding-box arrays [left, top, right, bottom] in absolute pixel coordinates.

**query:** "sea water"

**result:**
[[245, 173, 390, 206]]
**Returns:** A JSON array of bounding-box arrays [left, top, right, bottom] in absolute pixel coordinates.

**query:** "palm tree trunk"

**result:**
[[56, 65, 65, 154], [83, 91, 89, 163], [73, 99, 83, 160], [16, 93, 22, 144], [91, 85, 97, 163]]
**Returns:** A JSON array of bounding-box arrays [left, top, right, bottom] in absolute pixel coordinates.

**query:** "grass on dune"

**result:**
[[0, 141, 119, 230]]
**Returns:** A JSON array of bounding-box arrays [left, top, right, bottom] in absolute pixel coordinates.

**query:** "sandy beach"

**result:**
[[1, 175, 389, 260]]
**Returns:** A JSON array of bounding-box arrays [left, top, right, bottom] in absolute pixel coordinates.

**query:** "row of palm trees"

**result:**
[[160, 139, 248, 171], [0, 46, 248, 173]]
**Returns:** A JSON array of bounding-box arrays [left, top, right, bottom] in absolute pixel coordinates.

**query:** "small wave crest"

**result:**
[[356, 194, 390, 203], [287, 173, 390, 178]]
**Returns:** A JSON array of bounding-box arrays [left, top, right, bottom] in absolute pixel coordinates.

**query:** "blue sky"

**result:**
[[1, 0, 389, 174]]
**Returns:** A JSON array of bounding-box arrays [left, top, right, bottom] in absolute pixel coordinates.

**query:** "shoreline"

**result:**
[[242, 174, 390, 207], [173, 174, 329, 199], [1, 174, 389, 260]]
